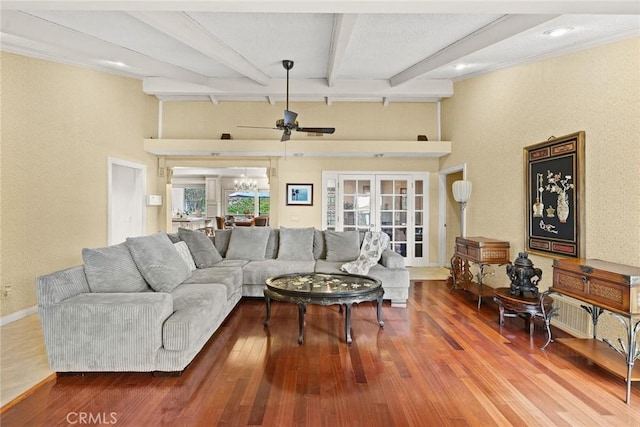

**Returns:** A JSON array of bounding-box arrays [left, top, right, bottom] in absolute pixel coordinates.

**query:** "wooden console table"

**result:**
[[449, 237, 510, 309], [549, 258, 640, 404]]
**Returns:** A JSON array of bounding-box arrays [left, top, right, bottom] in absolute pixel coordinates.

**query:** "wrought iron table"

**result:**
[[264, 272, 384, 344], [493, 287, 556, 349]]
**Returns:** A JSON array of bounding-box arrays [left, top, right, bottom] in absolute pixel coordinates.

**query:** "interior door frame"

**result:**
[[438, 163, 468, 266], [108, 157, 147, 245]]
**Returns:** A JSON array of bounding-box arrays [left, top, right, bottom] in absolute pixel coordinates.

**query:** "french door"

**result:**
[[323, 172, 428, 266]]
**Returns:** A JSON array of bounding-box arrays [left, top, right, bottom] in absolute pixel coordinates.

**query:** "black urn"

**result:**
[[506, 252, 542, 297]]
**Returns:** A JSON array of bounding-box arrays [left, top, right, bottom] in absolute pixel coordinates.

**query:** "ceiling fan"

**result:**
[[239, 60, 335, 142]]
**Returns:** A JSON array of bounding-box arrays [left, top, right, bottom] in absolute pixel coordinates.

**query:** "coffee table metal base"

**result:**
[[263, 287, 384, 344]]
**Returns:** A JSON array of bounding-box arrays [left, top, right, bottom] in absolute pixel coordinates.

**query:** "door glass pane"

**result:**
[[342, 177, 372, 231], [379, 178, 408, 258], [343, 195, 354, 210]]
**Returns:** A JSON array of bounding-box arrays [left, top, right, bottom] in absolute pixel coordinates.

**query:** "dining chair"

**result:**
[[215, 216, 226, 230], [253, 216, 269, 226]]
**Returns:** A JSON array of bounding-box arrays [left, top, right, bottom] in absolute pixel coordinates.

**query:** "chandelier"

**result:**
[[234, 169, 258, 192]]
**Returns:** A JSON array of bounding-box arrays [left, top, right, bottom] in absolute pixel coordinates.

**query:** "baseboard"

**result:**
[[0, 373, 56, 414], [0, 305, 38, 327]]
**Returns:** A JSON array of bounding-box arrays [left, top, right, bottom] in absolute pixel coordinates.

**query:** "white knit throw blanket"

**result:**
[[341, 231, 390, 275]]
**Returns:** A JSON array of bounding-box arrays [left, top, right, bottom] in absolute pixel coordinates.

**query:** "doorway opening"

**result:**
[[108, 158, 146, 245], [438, 164, 467, 267]]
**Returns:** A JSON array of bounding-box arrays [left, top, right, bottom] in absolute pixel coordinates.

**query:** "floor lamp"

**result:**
[[452, 180, 472, 237]]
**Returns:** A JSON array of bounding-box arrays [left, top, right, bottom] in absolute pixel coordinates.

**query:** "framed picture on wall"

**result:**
[[524, 131, 585, 258], [286, 183, 313, 206]]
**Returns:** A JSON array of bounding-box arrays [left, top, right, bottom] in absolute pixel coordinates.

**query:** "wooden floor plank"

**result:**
[[3, 281, 640, 426]]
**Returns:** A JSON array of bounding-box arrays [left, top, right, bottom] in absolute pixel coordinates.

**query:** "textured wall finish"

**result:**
[[441, 37, 640, 291], [1, 53, 159, 317]]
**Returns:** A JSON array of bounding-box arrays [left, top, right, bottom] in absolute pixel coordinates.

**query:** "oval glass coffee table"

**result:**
[[264, 272, 384, 344]]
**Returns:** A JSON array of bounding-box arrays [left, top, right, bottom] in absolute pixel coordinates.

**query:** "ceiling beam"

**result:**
[[326, 13, 358, 87], [128, 11, 270, 86], [391, 14, 559, 86], [143, 76, 454, 101], [3, 1, 639, 14], [0, 10, 210, 86]]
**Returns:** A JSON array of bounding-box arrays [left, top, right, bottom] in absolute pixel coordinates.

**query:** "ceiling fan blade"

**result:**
[[281, 129, 291, 142], [238, 125, 278, 130], [283, 109, 298, 126], [296, 127, 336, 134]]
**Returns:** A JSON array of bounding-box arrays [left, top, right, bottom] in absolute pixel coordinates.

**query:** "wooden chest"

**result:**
[[552, 258, 640, 315], [455, 237, 510, 264]]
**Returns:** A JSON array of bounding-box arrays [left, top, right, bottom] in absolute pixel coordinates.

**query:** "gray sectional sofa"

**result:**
[[36, 227, 409, 374]]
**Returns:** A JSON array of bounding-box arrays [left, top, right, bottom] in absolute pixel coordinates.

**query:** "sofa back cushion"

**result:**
[[126, 232, 192, 292], [225, 227, 271, 261], [277, 227, 315, 261], [313, 229, 326, 259], [178, 228, 223, 268], [213, 229, 231, 257], [82, 243, 149, 293], [265, 228, 279, 259], [325, 230, 361, 262]]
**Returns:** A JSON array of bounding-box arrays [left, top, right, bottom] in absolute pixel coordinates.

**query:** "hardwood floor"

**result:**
[[2, 281, 640, 426]]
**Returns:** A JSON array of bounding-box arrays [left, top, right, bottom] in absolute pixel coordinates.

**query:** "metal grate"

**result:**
[[552, 295, 593, 338]]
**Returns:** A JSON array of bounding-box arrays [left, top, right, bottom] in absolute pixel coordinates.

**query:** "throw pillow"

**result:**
[[178, 227, 223, 268], [173, 241, 197, 272], [277, 227, 315, 261], [82, 243, 149, 293], [325, 230, 361, 262], [225, 227, 270, 261], [125, 232, 192, 293]]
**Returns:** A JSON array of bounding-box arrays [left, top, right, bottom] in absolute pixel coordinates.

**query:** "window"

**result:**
[[226, 189, 270, 216], [172, 185, 206, 216]]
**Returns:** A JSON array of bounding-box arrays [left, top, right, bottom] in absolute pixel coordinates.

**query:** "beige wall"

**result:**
[[161, 100, 443, 263], [1, 53, 159, 316], [161, 101, 439, 141], [440, 36, 640, 290]]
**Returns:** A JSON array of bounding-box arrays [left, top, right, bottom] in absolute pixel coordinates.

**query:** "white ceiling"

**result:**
[[2, 1, 638, 105]]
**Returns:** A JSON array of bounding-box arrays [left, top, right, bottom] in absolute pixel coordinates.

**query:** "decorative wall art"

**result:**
[[286, 183, 313, 206], [524, 131, 585, 258]]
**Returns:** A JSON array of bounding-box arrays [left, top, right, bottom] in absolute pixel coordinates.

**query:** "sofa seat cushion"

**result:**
[[182, 267, 243, 300], [242, 260, 316, 285], [163, 283, 226, 351], [213, 259, 250, 268], [315, 260, 409, 290], [365, 264, 410, 289], [314, 259, 343, 275]]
